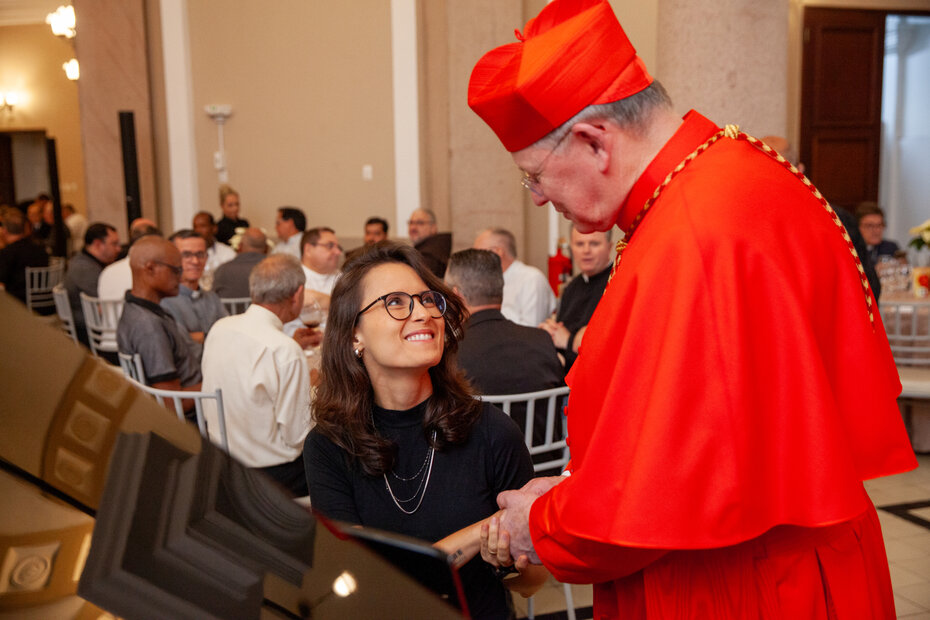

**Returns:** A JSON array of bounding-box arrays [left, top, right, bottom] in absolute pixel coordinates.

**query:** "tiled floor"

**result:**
[[516, 454, 930, 619]]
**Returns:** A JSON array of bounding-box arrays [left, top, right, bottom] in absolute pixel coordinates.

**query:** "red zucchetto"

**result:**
[[468, 0, 653, 153]]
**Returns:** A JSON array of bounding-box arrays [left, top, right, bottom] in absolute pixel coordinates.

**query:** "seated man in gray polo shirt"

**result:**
[[117, 236, 202, 401]]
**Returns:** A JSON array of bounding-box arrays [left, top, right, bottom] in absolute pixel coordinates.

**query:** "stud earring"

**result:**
[[354, 347, 362, 358]]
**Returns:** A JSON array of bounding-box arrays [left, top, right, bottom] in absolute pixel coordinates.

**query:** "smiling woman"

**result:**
[[303, 242, 540, 618]]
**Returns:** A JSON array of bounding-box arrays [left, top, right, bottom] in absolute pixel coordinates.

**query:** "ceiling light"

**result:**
[[46, 5, 76, 38]]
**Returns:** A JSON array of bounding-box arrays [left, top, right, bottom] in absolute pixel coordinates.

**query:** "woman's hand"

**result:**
[[480, 514, 516, 568]]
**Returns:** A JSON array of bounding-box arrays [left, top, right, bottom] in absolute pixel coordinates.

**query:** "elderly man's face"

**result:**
[[407, 210, 436, 244], [304, 230, 343, 274], [570, 228, 612, 277], [174, 236, 207, 283], [511, 128, 629, 234], [364, 222, 387, 245]]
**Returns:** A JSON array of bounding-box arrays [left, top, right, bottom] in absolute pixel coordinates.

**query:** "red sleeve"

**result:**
[[529, 490, 666, 583]]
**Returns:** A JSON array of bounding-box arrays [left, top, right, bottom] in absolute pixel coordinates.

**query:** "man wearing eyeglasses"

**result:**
[[299, 227, 342, 309], [117, 236, 202, 395], [160, 229, 227, 349], [467, 0, 915, 617]]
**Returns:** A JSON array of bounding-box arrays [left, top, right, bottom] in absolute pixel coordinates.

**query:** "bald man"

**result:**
[[98, 218, 162, 300], [212, 227, 269, 298], [117, 237, 202, 397]]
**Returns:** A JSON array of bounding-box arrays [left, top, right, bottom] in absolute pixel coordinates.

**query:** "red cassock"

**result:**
[[528, 111, 918, 618]]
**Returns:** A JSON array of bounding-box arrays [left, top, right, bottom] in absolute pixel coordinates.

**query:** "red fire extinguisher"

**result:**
[[548, 238, 572, 297]]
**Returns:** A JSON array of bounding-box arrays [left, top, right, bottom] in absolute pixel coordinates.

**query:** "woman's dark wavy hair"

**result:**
[[313, 241, 481, 476]]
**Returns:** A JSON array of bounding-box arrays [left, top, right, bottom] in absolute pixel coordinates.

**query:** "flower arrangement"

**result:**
[[910, 219, 930, 297], [909, 218, 930, 251]]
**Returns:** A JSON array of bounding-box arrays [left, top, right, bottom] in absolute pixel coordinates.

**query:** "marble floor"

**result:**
[[515, 453, 930, 619]]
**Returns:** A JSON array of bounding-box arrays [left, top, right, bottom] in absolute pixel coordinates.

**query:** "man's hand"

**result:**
[[496, 476, 565, 565], [293, 327, 322, 349], [538, 318, 570, 349]]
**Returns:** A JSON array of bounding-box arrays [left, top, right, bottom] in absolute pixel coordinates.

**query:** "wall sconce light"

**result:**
[[46, 5, 76, 38], [0, 92, 20, 112], [63, 59, 80, 81]]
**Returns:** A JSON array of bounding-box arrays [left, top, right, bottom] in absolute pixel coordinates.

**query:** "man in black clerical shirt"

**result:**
[[539, 226, 613, 370]]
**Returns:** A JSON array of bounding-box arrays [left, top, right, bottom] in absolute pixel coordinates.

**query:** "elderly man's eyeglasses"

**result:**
[[153, 261, 182, 276], [520, 131, 570, 196], [312, 241, 341, 251], [180, 251, 207, 260], [356, 291, 447, 323]]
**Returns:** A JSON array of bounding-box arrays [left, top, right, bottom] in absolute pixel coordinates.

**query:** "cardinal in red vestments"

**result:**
[[467, 0, 917, 617]]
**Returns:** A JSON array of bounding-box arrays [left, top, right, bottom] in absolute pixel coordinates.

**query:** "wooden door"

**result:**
[[800, 8, 886, 210]]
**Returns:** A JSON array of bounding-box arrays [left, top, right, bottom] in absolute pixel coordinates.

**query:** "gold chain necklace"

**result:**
[[608, 124, 875, 327]]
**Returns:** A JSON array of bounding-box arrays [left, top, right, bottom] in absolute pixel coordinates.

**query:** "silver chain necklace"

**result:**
[[383, 430, 437, 515]]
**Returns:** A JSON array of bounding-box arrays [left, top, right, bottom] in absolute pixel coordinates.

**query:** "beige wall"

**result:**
[[185, 1, 396, 244], [657, 0, 790, 137], [0, 24, 86, 214]]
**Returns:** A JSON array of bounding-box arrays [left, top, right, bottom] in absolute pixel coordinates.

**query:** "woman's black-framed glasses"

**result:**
[[356, 291, 447, 323]]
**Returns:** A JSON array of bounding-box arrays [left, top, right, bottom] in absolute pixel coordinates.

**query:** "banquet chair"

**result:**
[[117, 352, 146, 384], [220, 297, 251, 315], [482, 385, 574, 620], [52, 283, 79, 343], [123, 377, 229, 453], [879, 299, 930, 366], [80, 293, 124, 358], [25, 262, 65, 314], [483, 385, 571, 475]]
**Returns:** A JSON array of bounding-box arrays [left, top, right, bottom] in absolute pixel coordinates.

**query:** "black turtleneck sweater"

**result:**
[[304, 399, 533, 619]]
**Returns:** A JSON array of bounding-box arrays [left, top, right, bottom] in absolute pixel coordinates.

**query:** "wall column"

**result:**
[[73, 0, 157, 235]]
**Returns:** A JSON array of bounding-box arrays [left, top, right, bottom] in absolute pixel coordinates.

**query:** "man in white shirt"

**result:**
[[201, 254, 312, 496], [192, 211, 236, 289], [299, 226, 342, 306], [474, 227, 555, 326], [271, 207, 306, 259]]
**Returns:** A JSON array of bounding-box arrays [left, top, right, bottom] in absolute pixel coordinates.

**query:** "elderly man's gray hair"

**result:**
[[446, 249, 504, 307], [249, 254, 306, 304], [538, 80, 672, 149]]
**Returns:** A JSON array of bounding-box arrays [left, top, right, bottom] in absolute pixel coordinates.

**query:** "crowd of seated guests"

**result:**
[[6, 191, 620, 608]]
